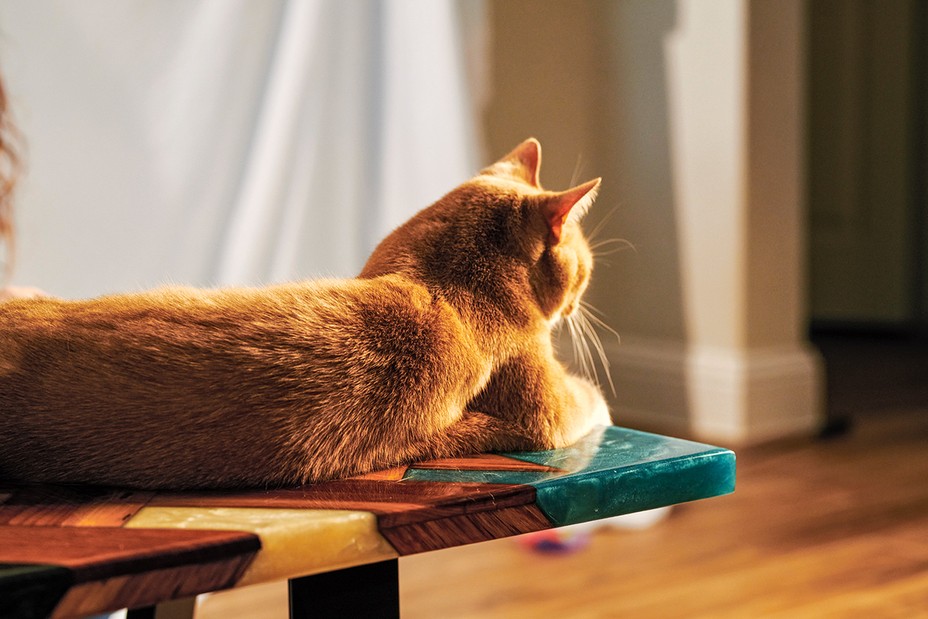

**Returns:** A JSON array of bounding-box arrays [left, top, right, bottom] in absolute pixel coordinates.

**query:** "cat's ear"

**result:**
[[483, 138, 542, 187], [543, 178, 601, 244]]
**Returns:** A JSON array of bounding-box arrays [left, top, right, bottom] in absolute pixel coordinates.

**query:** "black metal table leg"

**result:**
[[289, 559, 400, 619], [126, 597, 195, 619]]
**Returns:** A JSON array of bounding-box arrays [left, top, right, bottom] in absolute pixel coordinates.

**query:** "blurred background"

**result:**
[[2, 0, 926, 616]]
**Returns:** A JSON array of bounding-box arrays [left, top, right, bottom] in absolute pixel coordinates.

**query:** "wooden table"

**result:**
[[0, 426, 735, 618]]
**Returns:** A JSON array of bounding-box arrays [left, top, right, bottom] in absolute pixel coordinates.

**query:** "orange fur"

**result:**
[[0, 138, 610, 489]]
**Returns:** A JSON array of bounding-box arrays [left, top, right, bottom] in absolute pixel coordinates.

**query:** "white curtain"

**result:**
[[0, 0, 485, 297]]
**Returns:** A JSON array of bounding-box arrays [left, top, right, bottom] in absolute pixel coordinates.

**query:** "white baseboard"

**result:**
[[585, 338, 825, 444]]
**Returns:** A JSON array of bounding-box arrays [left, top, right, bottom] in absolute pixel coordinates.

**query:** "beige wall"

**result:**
[[484, 1, 605, 189], [485, 0, 688, 343], [485, 0, 823, 442], [745, 0, 807, 348]]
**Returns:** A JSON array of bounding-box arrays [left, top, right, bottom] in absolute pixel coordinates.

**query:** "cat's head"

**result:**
[[475, 138, 600, 323], [361, 138, 600, 325]]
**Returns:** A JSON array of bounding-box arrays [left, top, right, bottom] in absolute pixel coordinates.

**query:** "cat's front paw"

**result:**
[[558, 375, 612, 446], [588, 385, 612, 427]]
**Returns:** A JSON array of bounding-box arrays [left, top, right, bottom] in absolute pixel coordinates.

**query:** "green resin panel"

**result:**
[[404, 426, 736, 526]]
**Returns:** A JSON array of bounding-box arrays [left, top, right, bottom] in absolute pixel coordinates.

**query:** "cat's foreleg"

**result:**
[[468, 350, 612, 450], [399, 410, 537, 463]]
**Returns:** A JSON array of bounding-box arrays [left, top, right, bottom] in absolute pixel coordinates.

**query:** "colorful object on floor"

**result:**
[[515, 507, 675, 554], [515, 522, 597, 554], [0, 426, 735, 618]]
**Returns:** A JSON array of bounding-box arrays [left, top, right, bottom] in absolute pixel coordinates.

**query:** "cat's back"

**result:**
[[0, 274, 483, 487], [0, 274, 463, 391]]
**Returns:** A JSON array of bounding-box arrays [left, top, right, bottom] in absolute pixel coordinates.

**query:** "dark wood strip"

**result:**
[[381, 503, 552, 554], [412, 454, 562, 473], [0, 485, 154, 527], [376, 484, 537, 528], [0, 526, 259, 583], [51, 555, 253, 619]]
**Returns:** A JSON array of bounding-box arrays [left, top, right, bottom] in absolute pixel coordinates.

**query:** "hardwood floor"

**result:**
[[198, 336, 928, 618], [397, 410, 928, 617]]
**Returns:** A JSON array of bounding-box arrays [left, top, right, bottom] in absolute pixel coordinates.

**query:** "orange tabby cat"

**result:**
[[0, 138, 610, 489]]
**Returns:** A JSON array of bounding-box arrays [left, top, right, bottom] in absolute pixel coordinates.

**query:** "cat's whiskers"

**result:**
[[565, 309, 603, 397], [584, 204, 620, 246], [570, 314, 593, 382], [562, 301, 619, 398], [579, 316, 598, 388], [580, 300, 621, 343], [580, 300, 608, 318], [590, 237, 637, 258], [575, 313, 596, 382], [577, 306, 617, 396], [564, 314, 589, 381], [574, 313, 595, 384]]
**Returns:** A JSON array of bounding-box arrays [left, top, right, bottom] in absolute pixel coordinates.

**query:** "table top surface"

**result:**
[[0, 425, 735, 619]]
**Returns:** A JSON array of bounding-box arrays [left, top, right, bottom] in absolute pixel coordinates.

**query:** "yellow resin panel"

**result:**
[[126, 507, 398, 585]]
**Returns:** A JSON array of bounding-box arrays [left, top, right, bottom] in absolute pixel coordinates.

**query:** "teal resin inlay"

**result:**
[[523, 426, 736, 526], [404, 425, 736, 525]]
